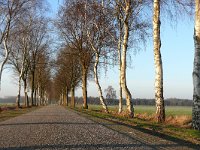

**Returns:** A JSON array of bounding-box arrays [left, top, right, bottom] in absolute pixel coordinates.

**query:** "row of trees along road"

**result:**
[[0, 0, 52, 107], [0, 0, 200, 130]]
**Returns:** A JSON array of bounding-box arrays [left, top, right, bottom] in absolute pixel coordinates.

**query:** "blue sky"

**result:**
[[0, 1, 194, 99]]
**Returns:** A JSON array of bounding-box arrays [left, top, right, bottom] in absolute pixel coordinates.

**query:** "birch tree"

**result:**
[[85, 0, 117, 113], [116, 8, 123, 113], [35, 50, 51, 106], [113, 0, 150, 116], [8, 10, 36, 107], [153, 0, 165, 122], [152, 0, 194, 122], [193, 0, 200, 130], [0, 0, 42, 88], [28, 16, 49, 106]]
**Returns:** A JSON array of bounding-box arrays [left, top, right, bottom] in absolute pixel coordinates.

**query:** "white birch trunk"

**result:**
[[16, 76, 21, 108], [16, 48, 26, 108], [0, 40, 10, 89], [94, 53, 109, 113], [192, 0, 200, 130], [120, 1, 133, 117], [153, 0, 165, 122], [87, 31, 109, 113], [118, 19, 123, 114]]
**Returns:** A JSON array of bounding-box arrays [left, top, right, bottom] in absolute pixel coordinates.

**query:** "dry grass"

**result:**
[[116, 111, 192, 127], [165, 115, 192, 127], [0, 105, 40, 122], [81, 105, 192, 127], [74, 105, 200, 145]]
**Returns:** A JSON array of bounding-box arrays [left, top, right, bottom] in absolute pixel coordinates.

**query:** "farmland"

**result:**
[[78, 105, 192, 116]]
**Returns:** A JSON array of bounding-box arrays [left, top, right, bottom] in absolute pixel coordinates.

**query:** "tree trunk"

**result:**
[[36, 87, 39, 106], [66, 88, 69, 106], [16, 76, 21, 108], [94, 53, 108, 113], [153, 0, 165, 123], [118, 18, 123, 114], [23, 79, 29, 107], [71, 87, 75, 108], [118, 78, 123, 113], [192, 0, 200, 130], [0, 40, 10, 89], [31, 70, 35, 106], [63, 88, 67, 106], [82, 66, 88, 109], [34, 88, 37, 106], [121, 0, 133, 117]]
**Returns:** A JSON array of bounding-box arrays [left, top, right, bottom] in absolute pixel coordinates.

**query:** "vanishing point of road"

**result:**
[[0, 105, 199, 150]]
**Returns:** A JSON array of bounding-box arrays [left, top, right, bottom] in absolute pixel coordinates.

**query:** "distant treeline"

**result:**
[[0, 96, 19, 103], [0, 96, 193, 106], [75, 97, 193, 106]]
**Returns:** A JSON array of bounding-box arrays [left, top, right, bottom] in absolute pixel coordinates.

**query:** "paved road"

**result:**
[[0, 105, 198, 150]]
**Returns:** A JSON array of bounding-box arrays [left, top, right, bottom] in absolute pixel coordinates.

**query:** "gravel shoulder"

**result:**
[[0, 105, 199, 150]]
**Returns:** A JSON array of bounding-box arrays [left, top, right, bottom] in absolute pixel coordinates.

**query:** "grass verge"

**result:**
[[73, 105, 200, 145], [0, 106, 40, 122]]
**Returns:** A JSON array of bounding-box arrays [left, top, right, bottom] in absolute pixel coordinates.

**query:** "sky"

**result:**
[[0, 1, 194, 100]]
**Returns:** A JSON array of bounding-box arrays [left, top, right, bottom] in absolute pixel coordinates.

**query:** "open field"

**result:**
[[0, 103, 15, 106], [80, 105, 192, 116]]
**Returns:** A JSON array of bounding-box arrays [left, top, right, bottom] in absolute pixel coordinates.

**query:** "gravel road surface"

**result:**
[[0, 105, 198, 150]]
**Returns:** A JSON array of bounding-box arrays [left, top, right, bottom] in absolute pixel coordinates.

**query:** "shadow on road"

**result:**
[[96, 117, 200, 149], [2, 142, 194, 150]]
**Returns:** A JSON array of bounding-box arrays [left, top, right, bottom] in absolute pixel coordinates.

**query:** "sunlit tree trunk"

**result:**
[[23, 79, 29, 107], [0, 40, 10, 89], [71, 87, 75, 108], [153, 0, 165, 123], [94, 53, 109, 113], [121, 0, 133, 117], [118, 17, 123, 114], [16, 76, 21, 108], [192, 0, 200, 130], [82, 66, 88, 109]]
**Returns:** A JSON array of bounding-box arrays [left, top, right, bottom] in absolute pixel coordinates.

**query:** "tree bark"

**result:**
[[192, 0, 200, 130], [71, 87, 75, 108], [23, 79, 29, 107], [153, 0, 165, 123], [118, 17, 123, 114], [82, 66, 88, 109], [121, 0, 133, 117], [63, 88, 67, 106], [0, 40, 10, 89], [16, 76, 21, 108], [66, 88, 69, 106], [34, 88, 37, 106], [94, 53, 109, 113], [31, 69, 35, 106]]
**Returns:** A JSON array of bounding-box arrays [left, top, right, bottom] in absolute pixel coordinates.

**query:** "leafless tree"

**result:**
[[57, 0, 94, 109], [113, 0, 150, 117], [85, 0, 117, 113], [55, 46, 81, 108], [104, 86, 117, 99], [0, 0, 43, 89]]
